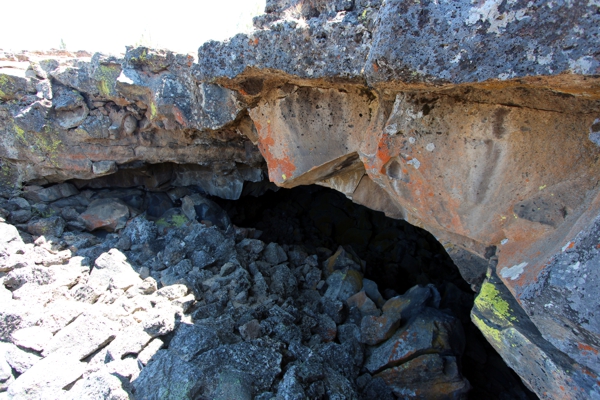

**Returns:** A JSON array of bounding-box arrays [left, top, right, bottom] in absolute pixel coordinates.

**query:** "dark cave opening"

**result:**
[[214, 183, 537, 400], [7, 163, 538, 398]]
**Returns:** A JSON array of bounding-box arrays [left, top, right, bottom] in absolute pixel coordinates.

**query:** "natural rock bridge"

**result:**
[[1, 0, 599, 398]]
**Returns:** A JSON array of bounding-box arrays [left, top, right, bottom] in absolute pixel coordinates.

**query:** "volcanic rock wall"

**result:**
[[1, 0, 600, 398]]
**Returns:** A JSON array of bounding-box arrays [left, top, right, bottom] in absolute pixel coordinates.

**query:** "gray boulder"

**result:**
[[132, 350, 202, 400], [168, 323, 220, 362]]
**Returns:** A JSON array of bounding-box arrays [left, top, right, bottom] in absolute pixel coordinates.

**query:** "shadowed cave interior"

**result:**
[[212, 183, 537, 399]]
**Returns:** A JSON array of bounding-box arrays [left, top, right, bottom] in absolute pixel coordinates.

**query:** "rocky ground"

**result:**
[[0, 181, 534, 399]]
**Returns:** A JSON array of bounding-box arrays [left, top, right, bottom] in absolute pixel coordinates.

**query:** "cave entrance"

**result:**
[[8, 166, 537, 398], [214, 183, 537, 399]]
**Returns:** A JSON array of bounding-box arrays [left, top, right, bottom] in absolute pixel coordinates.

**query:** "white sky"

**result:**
[[1, 0, 266, 55]]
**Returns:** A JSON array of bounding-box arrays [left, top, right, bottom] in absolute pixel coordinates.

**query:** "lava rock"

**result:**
[[364, 308, 465, 374], [22, 183, 79, 203], [26, 216, 65, 237], [79, 198, 130, 232], [168, 323, 220, 361], [269, 264, 297, 298], [64, 370, 131, 400], [360, 313, 402, 346], [376, 354, 470, 399], [324, 269, 363, 302], [133, 349, 203, 400], [89, 249, 142, 292], [264, 242, 288, 265]]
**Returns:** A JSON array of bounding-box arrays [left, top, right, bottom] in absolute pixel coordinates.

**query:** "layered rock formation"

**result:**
[[1, 0, 600, 398]]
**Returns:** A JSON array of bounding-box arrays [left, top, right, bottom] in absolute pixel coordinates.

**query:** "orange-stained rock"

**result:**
[[346, 291, 380, 318], [360, 314, 401, 346], [364, 308, 464, 374], [248, 82, 600, 397], [376, 354, 470, 400], [79, 198, 129, 232]]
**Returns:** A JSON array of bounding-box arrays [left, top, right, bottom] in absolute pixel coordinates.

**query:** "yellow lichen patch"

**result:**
[[156, 213, 189, 228], [18, 125, 64, 168], [150, 101, 158, 119], [94, 64, 120, 97], [474, 282, 518, 325], [0, 75, 8, 99], [98, 80, 110, 97], [472, 314, 503, 347], [13, 124, 26, 142]]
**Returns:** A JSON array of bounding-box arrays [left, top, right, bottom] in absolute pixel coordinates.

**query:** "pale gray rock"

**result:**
[[38, 299, 89, 334], [0, 300, 41, 342], [0, 222, 22, 246], [105, 357, 141, 382], [89, 249, 141, 292], [10, 266, 85, 307], [105, 324, 153, 362], [7, 352, 86, 400], [43, 311, 119, 360], [70, 283, 101, 304], [156, 283, 188, 301], [11, 326, 53, 352], [0, 343, 39, 377], [137, 338, 164, 366], [126, 277, 157, 296], [0, 285, 11, 303], [0, 352, 13, 392], [64, 370, 130, 400], [141, 307, 176, 338], [172, 294, 195, 313]]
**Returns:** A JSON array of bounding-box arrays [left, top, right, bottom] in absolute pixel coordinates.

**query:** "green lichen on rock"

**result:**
[[14, 124, 63, 167], [0, 158, 19, 190], [130, 48, 148, 64], [150, 101, 158, 119], [474, 281, 519, 325], [0, 74, 8, 99], [12, 123, 26, 143], [472, 314, 503, 347], [94, 64, 120, 97], [0, 73, 30, 101], [156, 213, 189, 228]]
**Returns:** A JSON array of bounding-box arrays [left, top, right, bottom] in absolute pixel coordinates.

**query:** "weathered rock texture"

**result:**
[[1, 0, 600, 398], [0, 48, 263, 199]]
